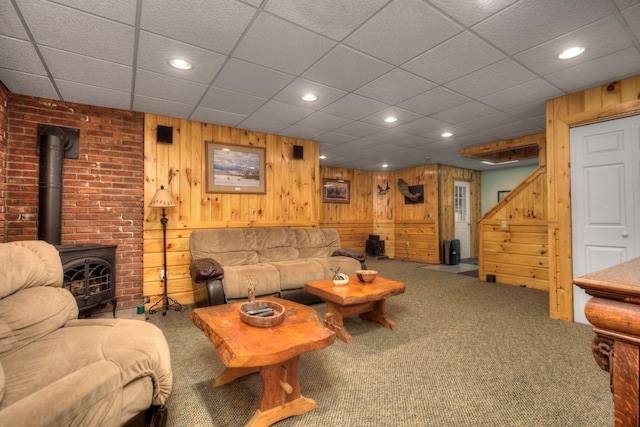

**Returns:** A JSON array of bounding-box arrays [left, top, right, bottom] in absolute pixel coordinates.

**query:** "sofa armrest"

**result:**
[[189, 258, 224, 283], [332, 248, 368, 270], [192, 279, 226, 307]]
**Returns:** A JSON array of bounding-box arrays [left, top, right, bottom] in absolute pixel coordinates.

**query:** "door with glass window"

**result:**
[[454, 181, 471, 260]]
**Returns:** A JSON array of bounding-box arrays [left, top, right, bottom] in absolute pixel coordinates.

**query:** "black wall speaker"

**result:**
[[157, 125, 173, 144], [293, 145, 304, 159]]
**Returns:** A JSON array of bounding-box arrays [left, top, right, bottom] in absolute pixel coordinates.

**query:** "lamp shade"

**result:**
[[149, 185, 176, 208]]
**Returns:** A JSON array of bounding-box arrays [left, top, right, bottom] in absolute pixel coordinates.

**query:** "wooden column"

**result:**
[[574, 257, 640, 427]]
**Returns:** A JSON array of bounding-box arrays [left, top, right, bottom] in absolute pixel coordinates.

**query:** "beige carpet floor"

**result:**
[[148, 258, 612, 426]]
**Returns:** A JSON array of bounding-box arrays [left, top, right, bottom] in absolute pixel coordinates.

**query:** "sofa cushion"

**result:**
[[0, 241, 63, 299], [270, 260, 325, 291], [256, 228, 299, 262], [294, 228, 341, 259], [222, 264, 281, 299], [190, 228, 260, 266], [0, 287, 78, 358]]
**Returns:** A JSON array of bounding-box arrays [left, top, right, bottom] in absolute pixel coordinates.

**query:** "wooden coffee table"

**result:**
[[189, 297, 335, 427], [304, 275, 405, 344]]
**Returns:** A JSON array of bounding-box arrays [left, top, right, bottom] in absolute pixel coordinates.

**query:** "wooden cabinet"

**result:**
[[573, 257, 640, 426]]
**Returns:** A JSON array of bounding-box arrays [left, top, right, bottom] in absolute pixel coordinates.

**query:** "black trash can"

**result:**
[[443, 239, 460, 265]]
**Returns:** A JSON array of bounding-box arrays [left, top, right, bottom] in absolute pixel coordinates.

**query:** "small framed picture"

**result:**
[[497, 190, 509, 202], [322, 178, 350, 203], [206, 142, 266, 194]]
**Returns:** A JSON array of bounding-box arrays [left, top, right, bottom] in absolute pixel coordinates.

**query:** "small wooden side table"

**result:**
[[190, 297, 335, 427], [304, 275, 405, 343], [573, 257, 640, 427]]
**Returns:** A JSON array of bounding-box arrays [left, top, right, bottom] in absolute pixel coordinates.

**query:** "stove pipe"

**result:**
[[38, 126, 67, 245]]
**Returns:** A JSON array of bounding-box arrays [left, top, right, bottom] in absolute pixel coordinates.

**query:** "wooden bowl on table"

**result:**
[[239, 300, 286, 327], [356, 270, 378, 283]]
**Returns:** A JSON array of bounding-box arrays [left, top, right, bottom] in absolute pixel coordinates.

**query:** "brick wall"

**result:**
[[5, 93, 145, 309]]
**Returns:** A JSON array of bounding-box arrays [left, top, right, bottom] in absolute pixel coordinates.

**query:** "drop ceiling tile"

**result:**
[[321, 93, 387, 120], [514, 17, 634, 76], [397, 86, 469, 116], [265, 0, 387, 41], [367, 129, 413, 144], [428, 0, 518, 26], [135, 69, 207, 105], [360, 107, 423, 127], [16, 0, 134, 65], [1, 1, 29, 39], [507, 101, 547, 120], [140, 0, 256, 54], [431, 101, 497, 124], [355, 69, 436, 105], [302, 45, 393, 92], [277, 125, 324, 140], [273, 78, 348, 110], [402, 32, 505, 84], [0, 69, 58, 99], [544, 47, 640, 92], [137, 31, 227, 84], [316, 132, 357, 145], [478, 78, 561, 111], [190, 107, 247, 128], [0, 36, 47, 74], [614, 0, 640, 9], [421, 125, 474, 140], [334, 121, 385, 138], [391, 135, 435, 149], [214, 58, 295, 99], [394, 116, 450, 136], [622, 4, 640, 40], [234, 13, 335, 75], [52, 0, 137, 25], [134, 95, 194, 118], [344, 0, 462, 65], [240, 0, 262, 6], [41, 47, 131, 92], [56, 80, 130, 110], [485, 120, 546, 140], [458, 111, 516, 132], [200, 87, 265, 116], [472, 0, 611, 55], [251, 100, 315, 123], [237, 116, 289, 134], [444, 59, 537, 99], [295, 112, 352, 132]]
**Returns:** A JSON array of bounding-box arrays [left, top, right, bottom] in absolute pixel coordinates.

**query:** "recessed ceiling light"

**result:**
[[382, 164, 389, 168], [384, 117, 398, 123], [558, 46, 585, 59], [441, 132, 453, 138], [301, 94, 317, 102], [169, 58, 193, 70], [319, 155, 327, 159]]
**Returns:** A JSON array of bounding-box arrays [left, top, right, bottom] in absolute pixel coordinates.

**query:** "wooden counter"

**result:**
[[573, 257, 640, 427]]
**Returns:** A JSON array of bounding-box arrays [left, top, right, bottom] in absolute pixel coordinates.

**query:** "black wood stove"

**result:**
[[57, 244, 117, 317]]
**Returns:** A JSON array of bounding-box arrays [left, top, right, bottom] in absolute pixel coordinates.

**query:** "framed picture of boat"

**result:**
[[206, 142, 266, 194]]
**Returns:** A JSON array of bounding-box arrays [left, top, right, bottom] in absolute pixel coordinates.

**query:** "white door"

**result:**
[[571, 115, 640, 324], [454, 181, 471, 260]]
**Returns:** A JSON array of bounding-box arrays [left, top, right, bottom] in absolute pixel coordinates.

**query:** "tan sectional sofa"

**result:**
[[189, 227, 367, 306], [0, 240, 172, 427]]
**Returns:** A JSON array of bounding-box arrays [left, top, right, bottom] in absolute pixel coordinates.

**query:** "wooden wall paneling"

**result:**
[[144, 114, 323, 306], [373, 219, 395, 259], [546, 75, 640, 321]]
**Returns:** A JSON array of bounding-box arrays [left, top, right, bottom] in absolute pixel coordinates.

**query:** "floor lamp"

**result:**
[[148, 185, 182, 316]]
